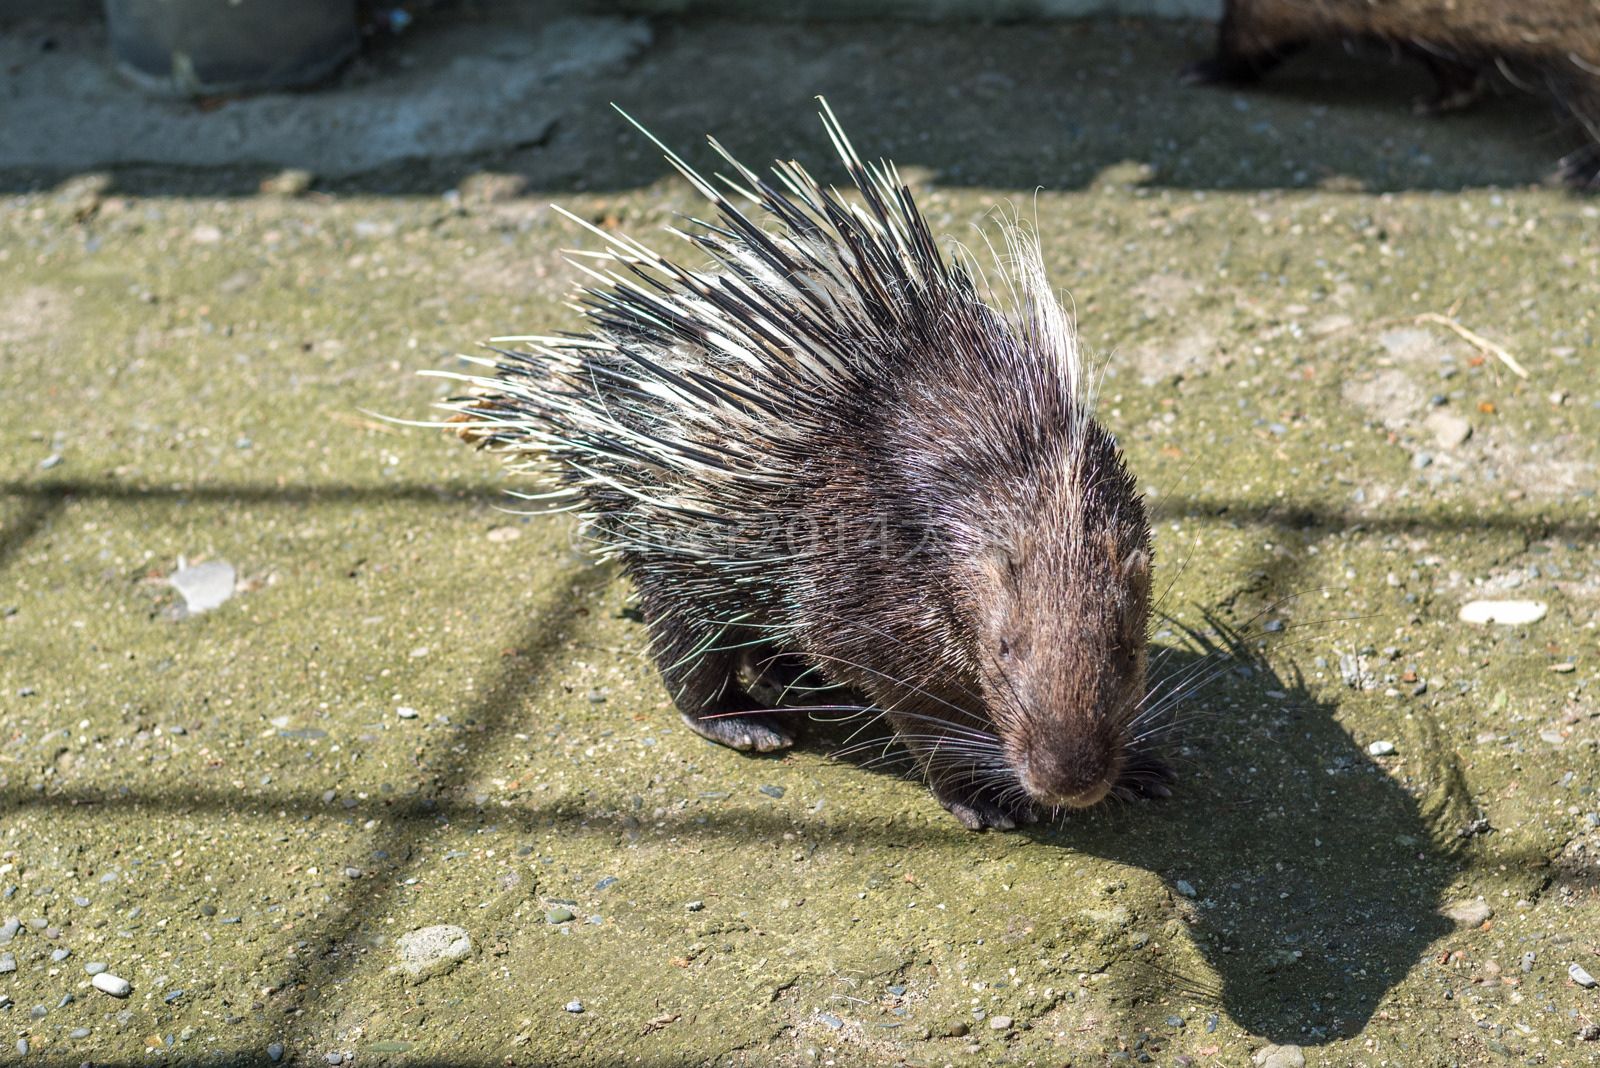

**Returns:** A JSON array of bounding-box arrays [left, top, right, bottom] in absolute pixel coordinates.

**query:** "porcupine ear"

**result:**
[[976, 544, 1020, 586], [1118, 548, 1152, 651], [1119, 548, 1150, 584]]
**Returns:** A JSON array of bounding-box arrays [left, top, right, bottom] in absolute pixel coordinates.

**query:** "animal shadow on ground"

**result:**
[[793, 615, 1468, 1045]]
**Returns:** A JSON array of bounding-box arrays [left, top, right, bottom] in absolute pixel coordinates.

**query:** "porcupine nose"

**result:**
[[1017, 734, 1115, 809]]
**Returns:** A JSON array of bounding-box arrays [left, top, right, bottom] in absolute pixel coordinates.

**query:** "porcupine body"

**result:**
[[442, 105, 1165, 831], [1184, 0, 1600, 188]]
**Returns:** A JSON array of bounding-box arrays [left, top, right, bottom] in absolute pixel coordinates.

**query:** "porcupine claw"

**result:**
[[1115, 753, 1178, 800], [1114, 781, 1173, 801], [945, 800, 1017, 833], [934, 784, 1039, 832], [679, 711, 794, 753]]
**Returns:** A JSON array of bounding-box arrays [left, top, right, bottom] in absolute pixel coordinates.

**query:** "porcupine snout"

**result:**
[[1012, 728, 1121, 809]]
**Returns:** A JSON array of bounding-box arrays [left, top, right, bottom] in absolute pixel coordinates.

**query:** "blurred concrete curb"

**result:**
[[0, 15, 652, 176], [618, 0, 1222, 16], [1, 0, 1225, 30]]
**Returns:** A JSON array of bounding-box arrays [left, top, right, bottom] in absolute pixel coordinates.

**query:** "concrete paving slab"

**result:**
[[0, 16, 651, 176], [1, 9, 1599, 1068]]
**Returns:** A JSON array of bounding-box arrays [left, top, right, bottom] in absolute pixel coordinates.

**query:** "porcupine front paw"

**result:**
[[1408, 52, 1483, 117], [931, 781, 1038, 832], [737, 649, 833, 709], [1179, 56, 1247, 86], [680, 710, 794, 753], [1110, 752, 1177, 802], [1554, 144, 1600, 191], [1179, 53, 1278, 87], [1180, 40, 1304, 87]]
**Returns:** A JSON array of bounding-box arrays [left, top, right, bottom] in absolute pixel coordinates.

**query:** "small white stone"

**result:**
[[565, 1000, 584, 1013], [1424, 411, 1472, 449], [1458, 600, 1547, 626], [1570, 963, 1598, 988], [1368, 741, 1395, 756], [1174, 880, 1196, 898], [988, 1015, 1013, 1030], [397, 707, 419, 719], [92, 973, 132, 997], [170, 560, 237, 614]]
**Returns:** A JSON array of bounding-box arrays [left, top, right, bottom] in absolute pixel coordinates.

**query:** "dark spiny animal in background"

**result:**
[[1184, 0, 1600, 189], [440, 102, 1168, 831]]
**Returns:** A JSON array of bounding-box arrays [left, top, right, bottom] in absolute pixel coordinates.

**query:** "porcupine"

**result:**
[[1183, 0, 1600, 188], [440, 103, 1169, 831]]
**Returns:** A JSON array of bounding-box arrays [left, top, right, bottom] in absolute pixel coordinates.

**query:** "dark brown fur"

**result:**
[[1185, 0, 1600, 187]]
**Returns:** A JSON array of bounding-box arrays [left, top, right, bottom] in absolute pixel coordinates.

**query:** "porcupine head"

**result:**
[[953, 436, 1153, 814], [437, 100, 1162, 830]]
